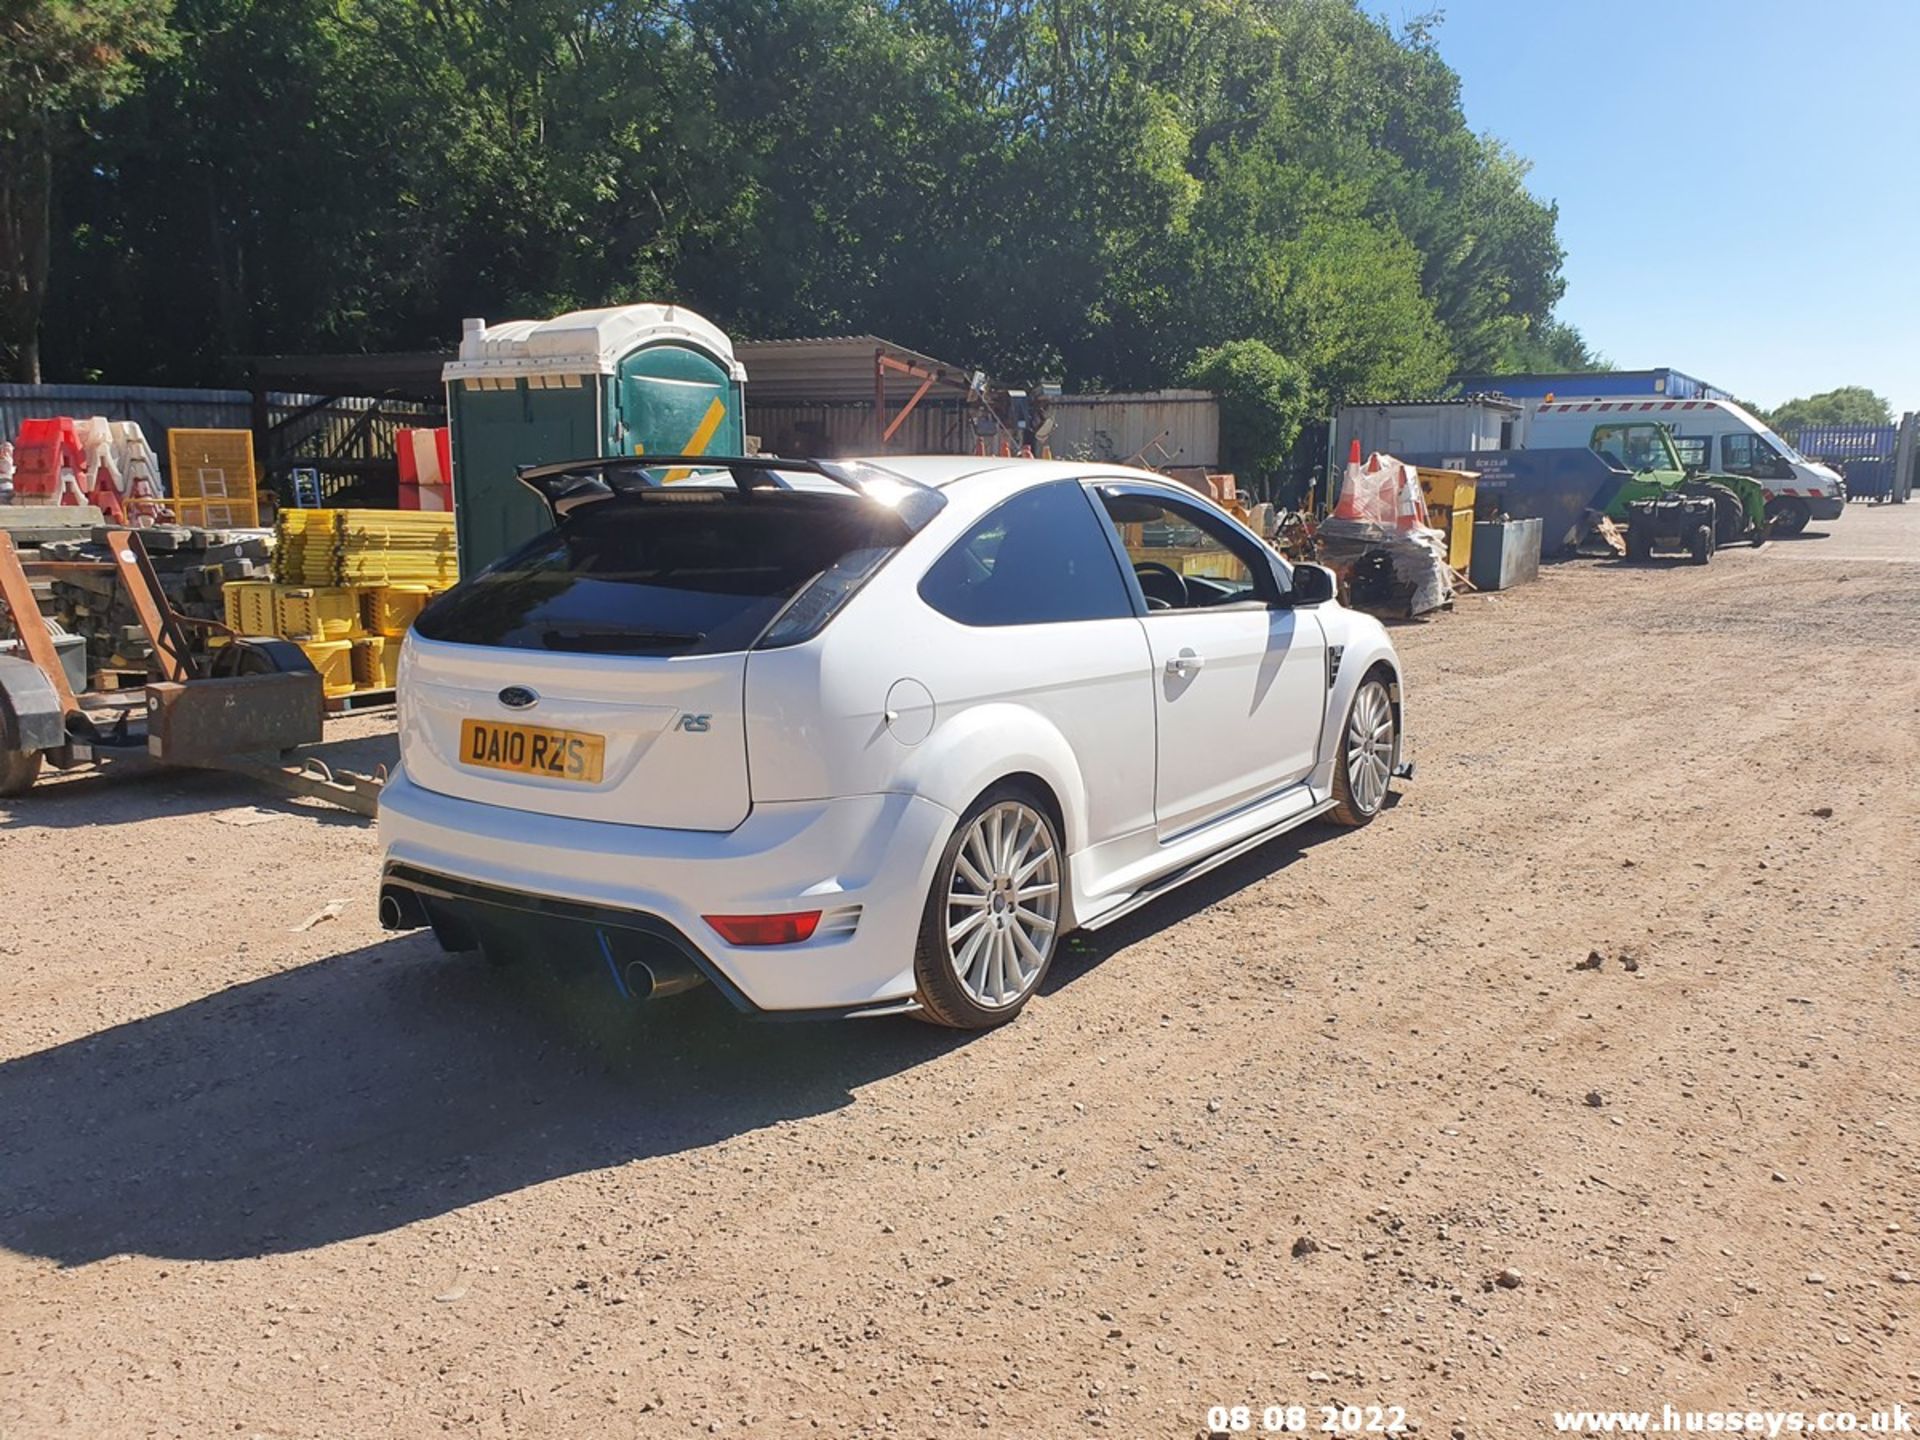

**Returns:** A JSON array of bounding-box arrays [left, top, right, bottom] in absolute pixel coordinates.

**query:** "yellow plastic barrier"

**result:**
[[296, 639, 356, 697]]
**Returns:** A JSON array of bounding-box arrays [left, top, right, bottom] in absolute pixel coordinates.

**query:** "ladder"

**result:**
[[291, 467, 324, 509]]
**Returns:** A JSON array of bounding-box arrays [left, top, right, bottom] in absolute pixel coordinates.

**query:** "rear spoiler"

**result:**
[[515, 454, 947, 530]]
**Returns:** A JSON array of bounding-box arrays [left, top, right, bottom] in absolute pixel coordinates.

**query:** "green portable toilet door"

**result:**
[[612, 343, 744, 462], [449, 381, 602, 574]]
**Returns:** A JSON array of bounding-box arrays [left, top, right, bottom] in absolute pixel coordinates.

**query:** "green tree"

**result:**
[[1490, 315, 1609, 374], [33, 0, 1575, 415], [0, 0, 175, 381], [1767, 386, 1892, 433], [1184, 338, 1311, 480], [1160, 146, 1452, 403]]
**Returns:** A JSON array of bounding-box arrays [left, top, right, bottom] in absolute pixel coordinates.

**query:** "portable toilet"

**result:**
[[442, 304, 748, 573]]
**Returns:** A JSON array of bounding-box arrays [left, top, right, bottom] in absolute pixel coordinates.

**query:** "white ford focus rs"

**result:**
[[376, 454, 1409, 1028]]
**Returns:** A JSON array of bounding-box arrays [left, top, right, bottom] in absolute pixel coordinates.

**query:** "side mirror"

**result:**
[[1286, 563, 1337, 607]]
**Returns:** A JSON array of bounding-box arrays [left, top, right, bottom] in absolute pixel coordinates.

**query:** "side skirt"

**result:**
[[1077, 797, 1338, 933]]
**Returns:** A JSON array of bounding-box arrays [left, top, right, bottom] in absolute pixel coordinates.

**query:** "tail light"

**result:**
[[704, 911, 823, 946]]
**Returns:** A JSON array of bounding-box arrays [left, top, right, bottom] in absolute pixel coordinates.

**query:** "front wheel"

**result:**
[[913, 787, 1064, 1029], [1625, 520, 1653, 563], [1689, 522, 1715, 565], [1330, 676, 1398, 827], [1767, 497, 1811, 536]]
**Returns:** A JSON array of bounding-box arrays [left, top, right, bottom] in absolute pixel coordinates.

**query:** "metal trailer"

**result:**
[[0, 529, 383, 813]]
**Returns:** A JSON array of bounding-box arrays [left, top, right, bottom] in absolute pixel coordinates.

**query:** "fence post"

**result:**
[[1893, 412, 1916, 504]]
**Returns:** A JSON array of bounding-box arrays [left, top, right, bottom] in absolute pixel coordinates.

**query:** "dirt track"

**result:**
[[3, 506, 1917, 1438]]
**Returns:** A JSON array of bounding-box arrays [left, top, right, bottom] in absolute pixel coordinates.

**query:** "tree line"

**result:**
[[6, 0, 1603, 454]]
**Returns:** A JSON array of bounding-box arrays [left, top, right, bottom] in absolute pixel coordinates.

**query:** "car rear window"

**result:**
[[414, 492, 907, 657]]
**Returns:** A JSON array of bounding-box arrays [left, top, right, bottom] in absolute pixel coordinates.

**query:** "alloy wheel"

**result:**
[[1345, 680, 1396, 816], [944, 801, 1061, 1009]]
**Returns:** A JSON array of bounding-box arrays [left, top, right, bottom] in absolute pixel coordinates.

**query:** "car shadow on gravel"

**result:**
[[0, 801, 1395, 1268], [1036, 809, 1381, 995], [0, 933, 960, 1266]]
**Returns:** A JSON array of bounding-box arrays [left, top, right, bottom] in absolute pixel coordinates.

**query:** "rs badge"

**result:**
[[676, 713, 712, 733]]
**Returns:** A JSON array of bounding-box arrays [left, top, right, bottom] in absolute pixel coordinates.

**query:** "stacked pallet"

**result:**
[[274, 508, 457, 588], [214, 508, 457, 698], [32, 526, 271, 687], [220, 580, 430, 696]]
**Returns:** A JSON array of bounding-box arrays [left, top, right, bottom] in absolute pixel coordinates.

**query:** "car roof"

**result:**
[[843, 454, 1183, 492]]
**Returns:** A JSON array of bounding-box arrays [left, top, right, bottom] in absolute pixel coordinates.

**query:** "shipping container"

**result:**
[[1334, 396, 1521, 464], [1450, 368, 1734, 403]]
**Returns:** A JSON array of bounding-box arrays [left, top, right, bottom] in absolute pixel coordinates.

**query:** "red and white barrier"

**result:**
[[397, 426, 453, 512]]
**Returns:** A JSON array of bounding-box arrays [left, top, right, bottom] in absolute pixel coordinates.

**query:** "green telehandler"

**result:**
[[1587, 420, 1770, 548]]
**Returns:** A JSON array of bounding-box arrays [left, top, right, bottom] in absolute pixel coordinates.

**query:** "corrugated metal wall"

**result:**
[[1334, 400, 1516, 460], [0, 383, 250, 465], [750, 392, 1223, 465], [1790, 422, 1901, 501], [0, 382, 438, 486], [748, 400, 975, 457], [1046, 390, 1219, 469]]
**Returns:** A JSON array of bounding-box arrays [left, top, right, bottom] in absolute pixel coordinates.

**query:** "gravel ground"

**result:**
[[2, 504, 1916, 1438]]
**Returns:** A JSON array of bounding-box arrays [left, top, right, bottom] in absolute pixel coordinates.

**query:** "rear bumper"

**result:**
[[376, 767, 956, 1013]]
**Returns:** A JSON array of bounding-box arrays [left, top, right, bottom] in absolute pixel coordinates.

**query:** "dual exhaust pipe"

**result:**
[[377, 884, 705, 1002]]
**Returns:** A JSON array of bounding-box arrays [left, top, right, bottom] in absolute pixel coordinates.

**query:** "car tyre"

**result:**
[[0, 746, 42, 798], [912, 785, 1064, 1030], [1625, 520, 1653, 564], [1329, 675, 1398, 827], [1689, 522, 1714, 565], [1767, 497, 1811, 536]]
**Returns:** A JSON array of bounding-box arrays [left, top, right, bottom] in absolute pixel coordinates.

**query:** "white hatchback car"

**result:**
[[377, 454, 1409, 1028]]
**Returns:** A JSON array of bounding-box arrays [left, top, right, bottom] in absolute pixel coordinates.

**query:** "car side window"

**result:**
[[917, 480, 1134, 627], [1095, 488, 1275, 612]]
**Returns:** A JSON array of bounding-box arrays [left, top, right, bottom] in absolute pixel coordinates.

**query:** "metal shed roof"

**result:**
[[1342, 392, 1523, 410], [733, 336, 974, 406]]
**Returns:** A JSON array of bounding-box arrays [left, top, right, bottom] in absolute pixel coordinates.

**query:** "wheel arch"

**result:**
[[1311, 627, 1406, 796], [893, 701, 1091, 858]]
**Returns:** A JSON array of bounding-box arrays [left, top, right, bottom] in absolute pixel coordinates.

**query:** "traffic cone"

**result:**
[[1332, 440, 1368, 519]]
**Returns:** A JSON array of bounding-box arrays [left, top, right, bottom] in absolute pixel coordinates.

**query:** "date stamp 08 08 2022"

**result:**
[[1204, 1403, 1411, 1436]]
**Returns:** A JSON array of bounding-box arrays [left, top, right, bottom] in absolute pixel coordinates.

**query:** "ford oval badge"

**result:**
[[498, 685, 538, 710]]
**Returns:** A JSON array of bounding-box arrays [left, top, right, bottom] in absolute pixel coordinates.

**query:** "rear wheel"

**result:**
[[913, 787, 1063, 1029], [1687, 482, 1746, 545], [1767, 497, 1811, 536], [1330, 676, 1397, 827], [0, 746, 43, 798]]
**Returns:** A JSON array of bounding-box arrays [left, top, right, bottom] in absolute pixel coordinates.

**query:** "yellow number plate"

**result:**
[[459, 719, 605, 784]]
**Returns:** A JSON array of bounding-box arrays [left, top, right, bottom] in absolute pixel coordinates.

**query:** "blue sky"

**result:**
[[1426, 0, 1919, 412]]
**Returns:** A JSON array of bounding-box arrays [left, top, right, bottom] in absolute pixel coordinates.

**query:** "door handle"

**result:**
[[1165, 650, 1205, 678]]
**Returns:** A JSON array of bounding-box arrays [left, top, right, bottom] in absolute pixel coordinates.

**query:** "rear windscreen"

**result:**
[[414, 493, 905, 656]]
